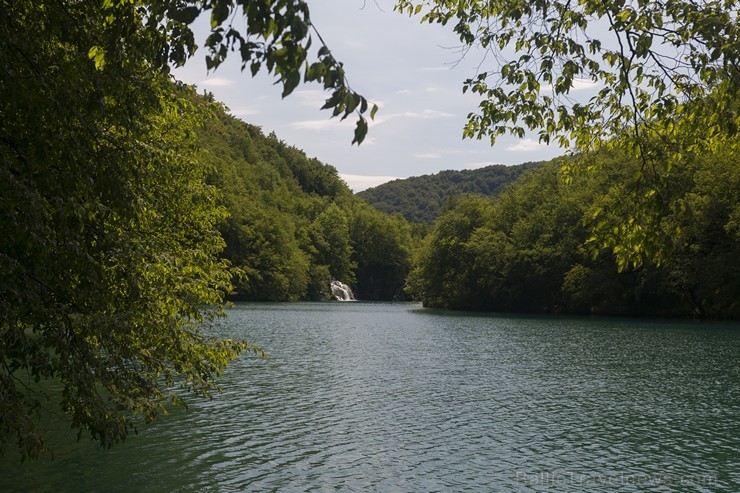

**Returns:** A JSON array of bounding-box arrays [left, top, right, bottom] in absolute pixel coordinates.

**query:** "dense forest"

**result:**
[[406, 148, 740, 319], [198, 100, 416, 302], [0, 0, 392, 458], [357, 163, 541, 223]]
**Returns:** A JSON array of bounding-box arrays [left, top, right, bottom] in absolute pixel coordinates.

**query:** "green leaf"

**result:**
[[87, 46, 106, 70], [282, 71, 300, 98], [211, 0, 230, 28], [344, 93, 359, 114], [169, 6, 200, 24], [352, 117, 369, 145], [616, 9, 632, 23]]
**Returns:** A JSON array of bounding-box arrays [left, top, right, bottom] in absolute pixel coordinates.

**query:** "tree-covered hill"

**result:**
[[197, 99, 417, 302], [409, 148, 740, 319], [356, 162, 542, 223]]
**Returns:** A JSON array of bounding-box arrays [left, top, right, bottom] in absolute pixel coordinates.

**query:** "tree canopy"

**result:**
[[409, 147, 739, 318], [0, 0, 379, 459], [198, 107, 415, 302], [357, 162, 541, 223], [396, 0, 739, 267]]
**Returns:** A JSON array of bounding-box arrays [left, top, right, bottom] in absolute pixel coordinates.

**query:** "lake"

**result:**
[[2, 302, 739, 492]]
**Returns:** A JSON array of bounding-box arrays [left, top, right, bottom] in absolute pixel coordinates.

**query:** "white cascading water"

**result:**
[[330, 280, 355, 301]]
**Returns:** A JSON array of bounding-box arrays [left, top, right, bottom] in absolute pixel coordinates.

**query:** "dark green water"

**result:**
[[2, 302, 739, 492]]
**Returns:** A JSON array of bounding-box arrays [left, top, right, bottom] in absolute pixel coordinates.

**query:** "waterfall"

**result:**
[[330, 280, 355, 301]]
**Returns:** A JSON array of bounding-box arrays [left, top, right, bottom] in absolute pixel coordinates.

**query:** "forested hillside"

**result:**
[[356, 162, 541, 223], [6, 0, 736, 462], [409, 149, 740, 319], [198, 100, 416, 301]]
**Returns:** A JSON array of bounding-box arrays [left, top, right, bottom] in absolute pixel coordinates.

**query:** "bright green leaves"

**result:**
[[407, 195, 482, 309], [87, 45, 106, 70], [615, 8, 635, 24], [397, 0, 739, 271], [411, 148, 740, 317], [396, 0, 738, 154], [198, 106, 412, 302], [1, 0, 257, 459], [0, 0, 390, 461], [586, 212, 672, 272]]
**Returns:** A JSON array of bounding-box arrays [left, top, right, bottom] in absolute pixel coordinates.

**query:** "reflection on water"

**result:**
[[2, 303, 739, 492]]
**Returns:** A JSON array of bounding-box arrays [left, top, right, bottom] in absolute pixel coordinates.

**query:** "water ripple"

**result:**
[[2, 303, 739, 492]]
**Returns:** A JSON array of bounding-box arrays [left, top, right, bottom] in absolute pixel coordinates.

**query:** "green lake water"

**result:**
[[2, 302, 739, 491]]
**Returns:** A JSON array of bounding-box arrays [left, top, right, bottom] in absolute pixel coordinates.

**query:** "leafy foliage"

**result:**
[[357, 162, 541, 223], [349, 203, 415, 300], [0, 0, 262, 459], [0, 0, 381, 459], [396, 0, 739, 265], [96, 0, 378, 144], [396, 0, 738, 149], [409, 148, 739, 318], [195, 106, 416, 302]]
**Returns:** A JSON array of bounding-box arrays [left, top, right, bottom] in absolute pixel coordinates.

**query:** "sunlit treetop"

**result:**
[[396, 0, 739, 268]]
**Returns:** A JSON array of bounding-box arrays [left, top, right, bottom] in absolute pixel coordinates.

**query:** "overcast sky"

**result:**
[[171, 0, 569, 191]]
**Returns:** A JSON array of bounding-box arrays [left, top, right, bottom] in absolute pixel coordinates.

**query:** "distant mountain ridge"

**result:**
[[356, 162, 543, 223]]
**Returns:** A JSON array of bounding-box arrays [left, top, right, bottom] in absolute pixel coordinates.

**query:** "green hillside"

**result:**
[[409, 149, 740, 319], [356, 162, 542, 223], [197, 100, 417, 301]]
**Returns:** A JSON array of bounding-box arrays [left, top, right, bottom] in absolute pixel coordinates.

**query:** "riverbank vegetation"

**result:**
[[198, 104, 416, 302], [407, 147, 739, 318], [0, 0, 382, 459], [2, 0, 737, 461], [397, 0, 739, 268], [390, 0, 739, 316]]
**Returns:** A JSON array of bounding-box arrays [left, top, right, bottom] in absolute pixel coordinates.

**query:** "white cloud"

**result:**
[[290, 119, 354, 131], [292, 90, 330, 107], [572, 78, 601, 90], [421, 66, 450, 72], [291, 111, 387, 131], [414, 152, 442, 159], [199, 77, 235, 87], [340, 174, 402, 192], [507, 138, 549, 152], [230, 106, 261, 117], [399, 109, 454, 119]]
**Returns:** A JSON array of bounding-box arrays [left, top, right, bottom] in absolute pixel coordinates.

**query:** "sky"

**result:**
[[171, 0, 568, 192]]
